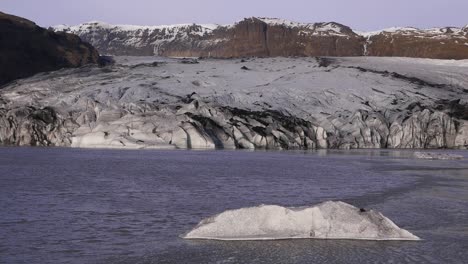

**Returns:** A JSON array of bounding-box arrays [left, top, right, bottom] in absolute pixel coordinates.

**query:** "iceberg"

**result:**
[[414, 152, 464, 160], [183, 201, 420, 241]]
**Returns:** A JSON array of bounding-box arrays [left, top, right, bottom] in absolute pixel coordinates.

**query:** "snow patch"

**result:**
[[55, 19, 467, 42], [183, 201, 420, 241], [56, 21, 219, 33], [256, 17, 304, 28], [54, 21, 225, 54], [357, 26, 466, 39], [356, 27, 417, 38]]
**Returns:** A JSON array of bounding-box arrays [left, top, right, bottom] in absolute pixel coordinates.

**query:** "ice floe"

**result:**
[[183, 201, 420, 241]]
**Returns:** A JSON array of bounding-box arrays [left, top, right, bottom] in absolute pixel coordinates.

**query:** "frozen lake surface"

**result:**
[[0, 148, 467, 263]]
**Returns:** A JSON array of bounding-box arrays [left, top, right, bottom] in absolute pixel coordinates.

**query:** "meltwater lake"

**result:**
[[1, 148, 467, 264]]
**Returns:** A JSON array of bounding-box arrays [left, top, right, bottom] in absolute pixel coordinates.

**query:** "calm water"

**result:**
[[0, 148, 467, 264]]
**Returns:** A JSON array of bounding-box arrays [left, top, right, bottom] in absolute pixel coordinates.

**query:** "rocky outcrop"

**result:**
[[0, 12, 99, 86], [0, 56, 467, 149], [54, 17, 468, 59]]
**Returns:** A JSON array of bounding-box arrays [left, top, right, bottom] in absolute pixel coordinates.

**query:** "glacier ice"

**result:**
[[414, 152, 464, 160], [1, 56, 467, 149], [183, 201, 420, 241]]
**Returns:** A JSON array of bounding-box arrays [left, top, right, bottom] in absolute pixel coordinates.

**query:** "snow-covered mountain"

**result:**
[[54, 17, 468, 59], [360, 26, 468, 58], [53, 17, 363, 58]]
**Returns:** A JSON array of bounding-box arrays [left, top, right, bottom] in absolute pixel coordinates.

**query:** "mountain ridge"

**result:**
[[54, 17, 468, 59], [54, 17, 467, 36]]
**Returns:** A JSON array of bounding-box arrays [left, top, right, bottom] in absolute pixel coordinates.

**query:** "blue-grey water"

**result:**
[[0, 148, 467, 264]]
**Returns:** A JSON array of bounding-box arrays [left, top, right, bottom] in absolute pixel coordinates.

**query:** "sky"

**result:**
[[1, 0, 467, 31]]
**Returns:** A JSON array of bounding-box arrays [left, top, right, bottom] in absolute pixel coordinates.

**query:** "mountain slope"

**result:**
[[0, 12, 100, 86], [54, 17, 363, 58], [363, 26, 468, 59], [54, 17, 468, 59]]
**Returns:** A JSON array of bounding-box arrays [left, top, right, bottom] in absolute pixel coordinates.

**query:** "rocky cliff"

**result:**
[[0, 12, 99, 86], [364, 27, 468, 60], [54, 17, 468, 59], [1, 56, 467, 149]]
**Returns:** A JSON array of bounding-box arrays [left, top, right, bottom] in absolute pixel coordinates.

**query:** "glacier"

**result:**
[[0, 56, 467, 149], [183, 201, 420, 241]]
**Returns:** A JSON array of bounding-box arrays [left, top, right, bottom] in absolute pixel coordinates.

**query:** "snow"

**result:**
[[52, 24, 72, 32], [254, 18, 346, 35], [183, 201, 420, 241], [356, 27, 417, 38], [256, 17, 304, 28], [54, 17, 351, 39], [54, 21, 227, 54], [55, 21, 220, 48], [357, 26, 467, 39], [312, 22, 349, 36], [56, 20, 219, 33], [55, 18, 468, 42], [317, 23, 340, 32], [113, 23, 219, 33]]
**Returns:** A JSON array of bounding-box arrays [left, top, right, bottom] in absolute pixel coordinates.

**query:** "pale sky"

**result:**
[[1, 0, 467, 31]]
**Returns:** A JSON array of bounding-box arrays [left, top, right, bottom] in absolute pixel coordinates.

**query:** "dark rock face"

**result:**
[[55, 18, 468, 59], [201, 18, 363, 58], [0, 12, 99, 86]]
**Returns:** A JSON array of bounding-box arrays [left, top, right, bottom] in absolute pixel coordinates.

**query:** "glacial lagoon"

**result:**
[[1, 148, 467, 263]]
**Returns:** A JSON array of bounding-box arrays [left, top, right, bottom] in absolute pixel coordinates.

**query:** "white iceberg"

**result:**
[[183, 201, 420, 241], [414, 152, 464, 160]]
